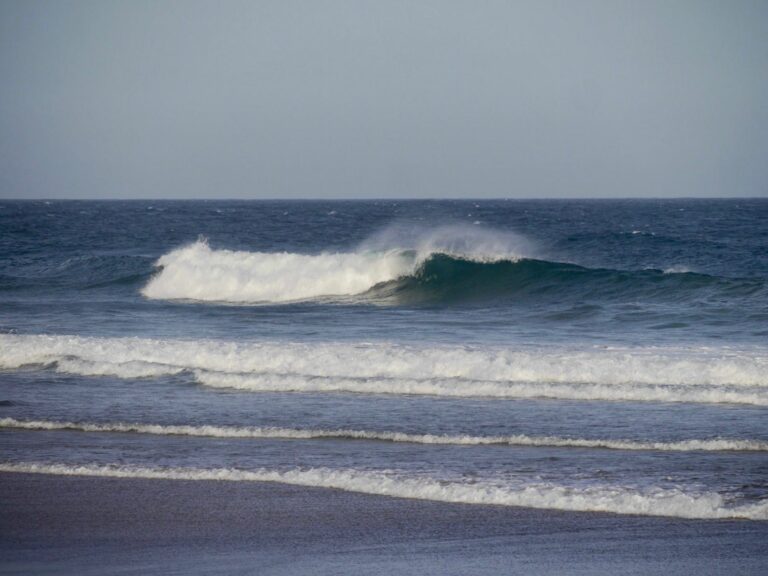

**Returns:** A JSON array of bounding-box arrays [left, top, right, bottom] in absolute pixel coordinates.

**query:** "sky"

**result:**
[[1, 0, 766, 199]]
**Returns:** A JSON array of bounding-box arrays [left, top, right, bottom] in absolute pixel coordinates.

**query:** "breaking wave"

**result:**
[[139, 231, 764, 305], [141, 226, 532, 303], [5, 225, 761, 306], [3, 418, 766, 452], [1, 462, 766, 520], [1, 334, 767, 405]]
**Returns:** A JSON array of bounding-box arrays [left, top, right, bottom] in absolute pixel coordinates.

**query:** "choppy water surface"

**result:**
[[1, 199, 767, 519]]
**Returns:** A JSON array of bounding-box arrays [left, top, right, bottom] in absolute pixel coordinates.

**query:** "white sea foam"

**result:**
[[141, 227, 528, 303], [664, 265, 693, 274], [2, 418, 766, 452], [194, 372, 768, 405], [141, 240, 413, 303], [1, 461, 765, 520], [1, 334, 767, 405]]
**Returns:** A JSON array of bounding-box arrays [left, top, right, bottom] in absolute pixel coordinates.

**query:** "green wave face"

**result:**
[[365, 253, 766, 306]]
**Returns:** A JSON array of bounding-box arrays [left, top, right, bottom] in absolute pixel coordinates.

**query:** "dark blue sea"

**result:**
[[1, 199, 767, 521]]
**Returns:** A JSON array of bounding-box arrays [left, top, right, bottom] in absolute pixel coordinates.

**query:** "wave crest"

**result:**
[[140, 233, 764, 305], [142, 226, 530, 303]]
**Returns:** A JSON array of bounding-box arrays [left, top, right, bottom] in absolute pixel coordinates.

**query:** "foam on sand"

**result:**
[[1, 461, 766, 520]]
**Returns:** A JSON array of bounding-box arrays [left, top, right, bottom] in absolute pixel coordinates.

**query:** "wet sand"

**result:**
[[1, 472, 766, 575]]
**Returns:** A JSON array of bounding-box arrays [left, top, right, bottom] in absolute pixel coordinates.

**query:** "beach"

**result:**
[[2, 471, 767, 575], [1, 199, 767, 573], [3, 1, 768, 572]]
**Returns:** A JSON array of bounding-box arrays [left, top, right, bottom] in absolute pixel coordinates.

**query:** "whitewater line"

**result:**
[[3, 334, 767, 390], [2, 418, 766, 452], [194, 372, 768, 406], [1, 462, 766, 520]]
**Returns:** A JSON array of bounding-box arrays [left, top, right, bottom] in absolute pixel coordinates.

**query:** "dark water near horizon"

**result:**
[[1, 199, 767, 520]]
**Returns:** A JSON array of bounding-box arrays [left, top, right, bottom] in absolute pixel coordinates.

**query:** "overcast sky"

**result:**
[[1, 0, 766, 199]]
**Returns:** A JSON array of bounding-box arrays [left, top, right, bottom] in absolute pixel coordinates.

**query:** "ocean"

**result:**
[[1, 199, 767, 571]]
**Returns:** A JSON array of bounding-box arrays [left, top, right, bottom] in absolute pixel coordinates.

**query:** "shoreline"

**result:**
[[2, 472, 767, 575]]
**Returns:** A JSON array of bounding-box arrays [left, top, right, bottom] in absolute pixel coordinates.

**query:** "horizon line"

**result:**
[[1, 196, 767, 202]]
